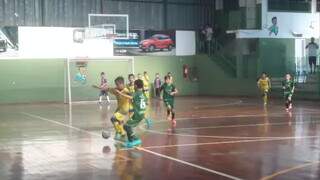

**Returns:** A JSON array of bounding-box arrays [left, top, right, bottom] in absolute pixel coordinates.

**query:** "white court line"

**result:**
[[174, 119, 320, 131], [193, 100, 243, 109], [142, 136, 320, 150], [138, 147, 243, 180], [21, 112, 241, 179]]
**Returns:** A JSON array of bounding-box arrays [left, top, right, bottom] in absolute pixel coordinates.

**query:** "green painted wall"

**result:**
[[195, 55, 257, 96], [0, 59, 65, 104], [0, 56, 199, 104], [258, 39, 295, 77]]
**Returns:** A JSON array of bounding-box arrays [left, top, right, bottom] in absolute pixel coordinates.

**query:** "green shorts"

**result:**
[[164, 99, 174, 109], [125, 111, 145, 128]]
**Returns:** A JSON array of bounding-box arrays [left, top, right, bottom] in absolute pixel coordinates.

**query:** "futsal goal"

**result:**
[[64, 56, 134, 104]]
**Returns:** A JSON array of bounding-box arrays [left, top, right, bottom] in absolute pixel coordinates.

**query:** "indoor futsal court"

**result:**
[[1, 0, 320, 180]]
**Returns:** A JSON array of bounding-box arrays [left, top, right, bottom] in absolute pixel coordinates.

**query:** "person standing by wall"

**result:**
[[306, 37, 319, 74], [204, 24, 213, 56], [154, 73, 162, 98]]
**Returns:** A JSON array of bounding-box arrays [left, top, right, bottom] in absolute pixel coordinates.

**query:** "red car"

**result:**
[[139, 34, 174, 52]]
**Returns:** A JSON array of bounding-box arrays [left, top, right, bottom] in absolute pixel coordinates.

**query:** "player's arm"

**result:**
[[114, 89, 133, 100], [170, 86, 178, 95], [257, 79, 261, 88]]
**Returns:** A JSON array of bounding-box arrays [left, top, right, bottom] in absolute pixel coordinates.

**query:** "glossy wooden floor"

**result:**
[[1, 97, 320, 180]]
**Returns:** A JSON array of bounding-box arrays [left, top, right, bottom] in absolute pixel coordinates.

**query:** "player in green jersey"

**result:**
[[282, 74, 295, 111], [160, 75, 178, 130]]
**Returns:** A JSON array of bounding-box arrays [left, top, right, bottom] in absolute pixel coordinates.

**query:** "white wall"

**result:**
[[18, 27, 113, 58], [237, 0, 320, 39], [176, 31, 196, 56]]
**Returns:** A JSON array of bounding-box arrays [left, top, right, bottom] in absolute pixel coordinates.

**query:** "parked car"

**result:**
[[139, 34, 174, 52], [0, 39, 7, 52]]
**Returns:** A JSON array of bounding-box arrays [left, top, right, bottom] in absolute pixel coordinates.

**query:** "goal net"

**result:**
[[88, 14, 129, 39], [65, 57, 134, 104]]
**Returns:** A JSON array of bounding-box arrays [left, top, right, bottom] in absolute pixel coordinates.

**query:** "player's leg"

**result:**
[[312, 57, 317, 74], [111, 112, 126, 140], [288, 94, 293, 110], [284, 94, 289, 111], [123, 113, 144, 148], [99, 91, 105, 104], [170, 100, 176, 128], [106, 92, 110, 104], [309, 57, 313, 74], [263, 89, 268, 105]]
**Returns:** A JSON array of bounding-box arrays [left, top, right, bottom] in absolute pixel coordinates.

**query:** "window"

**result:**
[[268, 0, 311, 12]]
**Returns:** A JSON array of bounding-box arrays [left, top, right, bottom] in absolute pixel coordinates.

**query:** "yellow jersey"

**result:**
[[258, 78, 270, 90], [110, 88, 130, 113], [142, 75, 150, 90], [126, 83, 135, 95]]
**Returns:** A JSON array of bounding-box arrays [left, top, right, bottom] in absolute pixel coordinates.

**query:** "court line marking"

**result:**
[[193, 100, 243, 109], [20, 112, 133, 161], [21, 112, 242, 180], [137, 147, 243, 180], [172, 120, 320, 131], [260, 161, 320, 180], [141, 136, 320, 149]]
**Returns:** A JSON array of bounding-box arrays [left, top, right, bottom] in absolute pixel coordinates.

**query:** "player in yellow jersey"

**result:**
[[127, 74, 135, 116], [257, 72, 271, 106], [142, 71, 150, 99], [107, 76, 131, 140]]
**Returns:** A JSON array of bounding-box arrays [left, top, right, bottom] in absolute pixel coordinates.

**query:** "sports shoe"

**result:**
[[145, 118, 152, 129], [125, 139, 142, 148], [114, 133, 126, 141]]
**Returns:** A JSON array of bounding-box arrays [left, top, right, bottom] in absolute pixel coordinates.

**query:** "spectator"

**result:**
[[154, 73, 162, 98], [204, 24, 213, 55], [306, 37, 319, 74]]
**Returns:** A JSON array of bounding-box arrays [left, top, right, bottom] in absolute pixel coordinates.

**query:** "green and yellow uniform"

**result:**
[[161, 83, 176, 109], [124, 90, 147, 142], [109, 88, 130, 135]]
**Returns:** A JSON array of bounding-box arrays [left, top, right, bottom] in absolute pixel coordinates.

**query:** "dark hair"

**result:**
[[272, 17, 277, 21], [114, 76, 124, 84], [101, 72, 105, 75], [164, 75, 170, 81], [134, 79, 144, 89], [128, 74, 134, 78], [144, 71, 147, 74]]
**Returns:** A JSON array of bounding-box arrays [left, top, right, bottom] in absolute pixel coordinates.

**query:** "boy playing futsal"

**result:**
[[282, 74, 295, 111], [257, 72, 271, 106], [103, 76, 131, 140], [161, 75, 178, 129], [116, 79, 151, 148], [98, 72, 110, 104]]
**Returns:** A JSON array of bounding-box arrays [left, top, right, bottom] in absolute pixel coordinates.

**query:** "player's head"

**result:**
[[271, 17, 277, 25], [134, 79, 144, 90], [164, 75, 171, 84], [128, 74, 135, 83], [155, 73, 160, 78], [311, 37, 315, 42], [285, 74, 291, 80], [144, 71, 148, 75], [261, 72, 267, 78], [114, 76, 125, 89], [137, 73, 142, 79], [100, 72, 105, 77]]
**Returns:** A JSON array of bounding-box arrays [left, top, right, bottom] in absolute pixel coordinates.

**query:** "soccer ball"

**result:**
[[102, 130, 111, 139]]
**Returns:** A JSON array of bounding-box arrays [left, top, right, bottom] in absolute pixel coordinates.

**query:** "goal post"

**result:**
[[65, 56, 134, 104]]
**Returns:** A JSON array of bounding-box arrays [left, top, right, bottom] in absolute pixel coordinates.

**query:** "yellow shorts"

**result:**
[[113, 111, 128, 122]]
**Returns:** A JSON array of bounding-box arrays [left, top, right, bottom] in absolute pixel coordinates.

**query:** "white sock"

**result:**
[[99, 96, 103, 102], [106, 96, 110, 103]]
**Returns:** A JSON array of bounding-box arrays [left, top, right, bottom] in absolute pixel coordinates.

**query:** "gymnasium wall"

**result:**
[[0, 56, 199, 104]]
